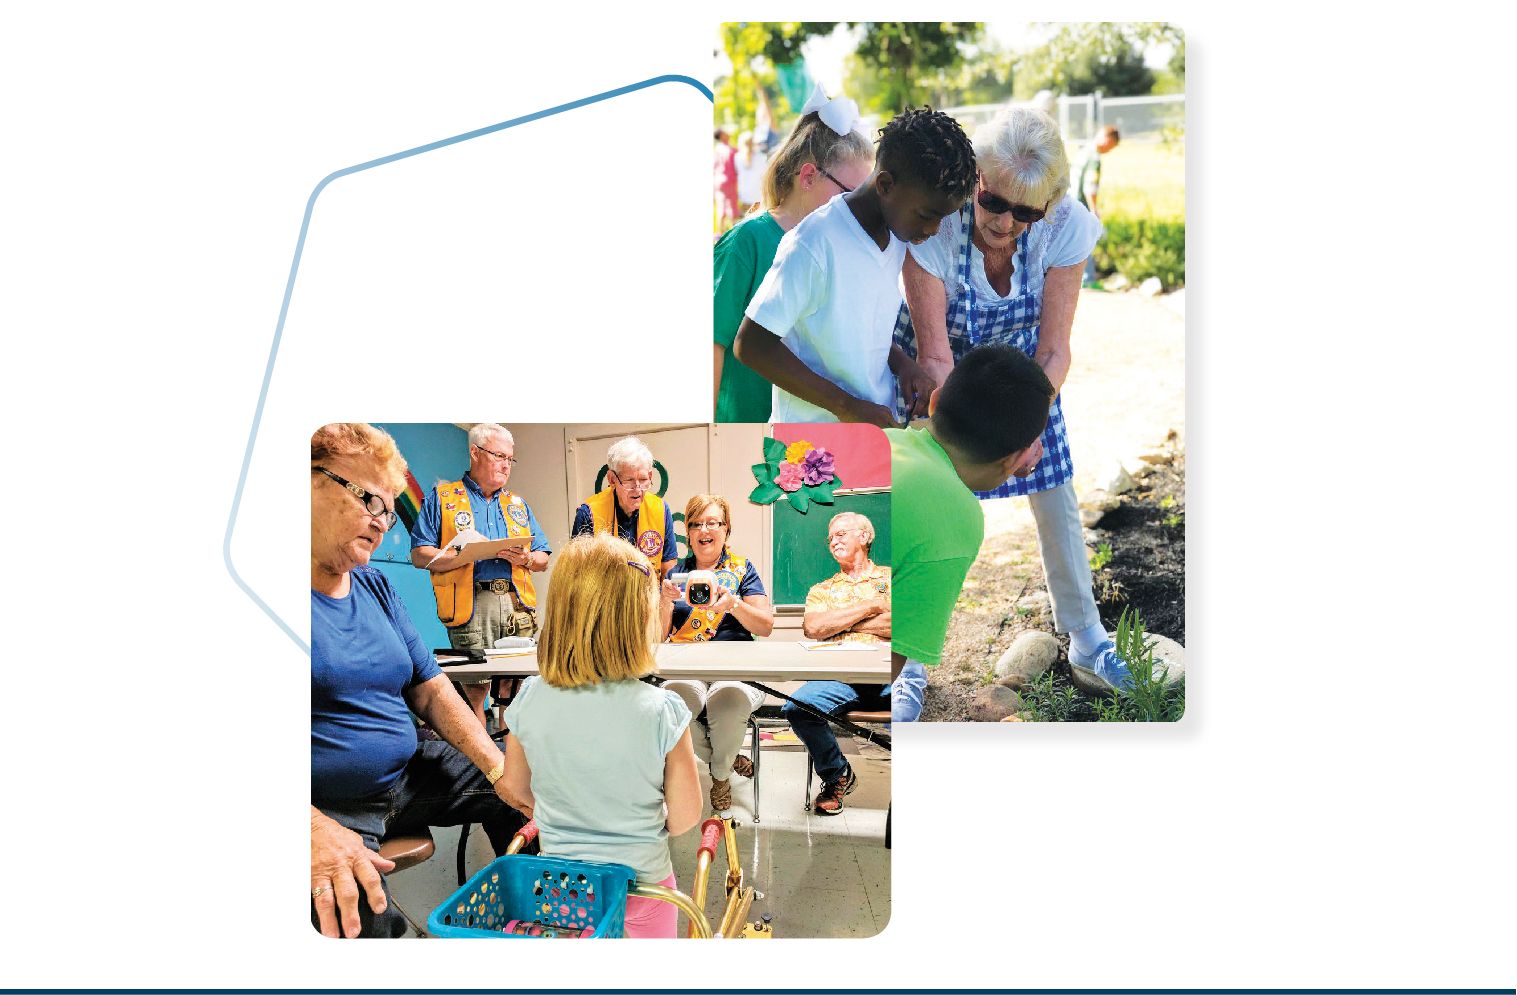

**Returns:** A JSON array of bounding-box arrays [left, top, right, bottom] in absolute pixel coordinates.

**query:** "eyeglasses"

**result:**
[[976, 175, 1048, 223], [625, 559, 652, 577], [818, 165, 854, 193], [474, 444, 517, 466], [829, 527, 864, 541], [688, 519, 728, 531], [610, 470, 653, 493], [315, 467, 398, 530]]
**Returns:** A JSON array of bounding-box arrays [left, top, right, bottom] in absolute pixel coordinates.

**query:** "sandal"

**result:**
[[710, 777, 732, 812], [731, 754, 754, 780]]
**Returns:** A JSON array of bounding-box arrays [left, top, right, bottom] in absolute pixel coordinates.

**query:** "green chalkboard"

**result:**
[[770, 490, 892, 605]]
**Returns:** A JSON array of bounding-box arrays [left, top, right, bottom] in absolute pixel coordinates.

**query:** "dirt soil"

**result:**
[[919, 286, 1186, 724], [920, 447, 1185, 722]]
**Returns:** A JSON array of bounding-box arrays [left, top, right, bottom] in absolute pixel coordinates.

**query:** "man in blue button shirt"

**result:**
[[411, 423, 552, 727]]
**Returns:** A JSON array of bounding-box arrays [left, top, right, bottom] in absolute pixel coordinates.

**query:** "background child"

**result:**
[[713, 87, 874, 423], [734, 107, 977, 426], [500, 532, 702, 938]]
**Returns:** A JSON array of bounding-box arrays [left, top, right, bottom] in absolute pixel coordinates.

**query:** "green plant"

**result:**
[[1163, 512, 1184, 528], [1089, 542, 1113, 571], [1158, 495, 1175, 509], [1017, 671, 1097, 722], [1094, 217, 1185, 289], [1097, 607, 1185, 722]]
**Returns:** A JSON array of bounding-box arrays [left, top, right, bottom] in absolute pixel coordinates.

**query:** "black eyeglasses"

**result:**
[[314, 467, 398, 530], [818, 165, 854, 193], [474, 444, 517, 466], [976, 175, 1048, 223]]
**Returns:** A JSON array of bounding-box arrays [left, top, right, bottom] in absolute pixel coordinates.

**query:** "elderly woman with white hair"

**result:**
[[570, 435, 678, 578], [893, 105, 1131, 691], [785, 510, 892, 816]]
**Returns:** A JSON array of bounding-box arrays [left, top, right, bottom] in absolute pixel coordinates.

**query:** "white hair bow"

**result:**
[[800, 83, 861, 137]]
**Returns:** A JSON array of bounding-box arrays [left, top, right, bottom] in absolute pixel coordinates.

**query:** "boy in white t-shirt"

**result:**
[[734, 108, 977, 425]]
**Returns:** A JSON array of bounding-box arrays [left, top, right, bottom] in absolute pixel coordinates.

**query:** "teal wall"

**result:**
[[372, 422, 470, 650]]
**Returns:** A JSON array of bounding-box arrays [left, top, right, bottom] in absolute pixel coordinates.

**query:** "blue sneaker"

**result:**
[[1068, 640, 1133, 692]]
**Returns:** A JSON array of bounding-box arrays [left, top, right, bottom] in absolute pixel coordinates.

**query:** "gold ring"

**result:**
[[311, 885, 327, 900]]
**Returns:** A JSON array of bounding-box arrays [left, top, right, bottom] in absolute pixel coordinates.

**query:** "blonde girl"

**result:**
[[713, 87, 874, 422], [501, 532, 701, 938]]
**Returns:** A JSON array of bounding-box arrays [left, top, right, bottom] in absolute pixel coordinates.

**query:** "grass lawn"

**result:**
[[1077, 138, 1186, 221]]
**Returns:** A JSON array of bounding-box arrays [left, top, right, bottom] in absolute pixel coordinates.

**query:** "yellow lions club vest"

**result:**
[[670, 553, 749, 643], [430, 480, 538, 628], [586, 488, 668, 575]]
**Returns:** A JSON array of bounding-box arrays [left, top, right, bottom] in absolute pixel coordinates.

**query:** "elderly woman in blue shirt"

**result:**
[[310, 423, 524, 938]]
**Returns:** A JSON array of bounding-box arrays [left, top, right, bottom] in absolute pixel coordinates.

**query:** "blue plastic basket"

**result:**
[[427, 853, 638, 939]]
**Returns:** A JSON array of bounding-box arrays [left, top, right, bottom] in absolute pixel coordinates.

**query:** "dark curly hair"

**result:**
[[876, 107, 977, 201]]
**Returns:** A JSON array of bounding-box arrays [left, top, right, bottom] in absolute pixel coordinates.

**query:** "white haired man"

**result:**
[[410, 423, 551, 727], [784, 511, 892, 816], [569, 435, 677, 578]]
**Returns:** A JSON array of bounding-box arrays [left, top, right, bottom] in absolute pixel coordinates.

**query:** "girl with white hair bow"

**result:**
[[713, 85, 875, 423]]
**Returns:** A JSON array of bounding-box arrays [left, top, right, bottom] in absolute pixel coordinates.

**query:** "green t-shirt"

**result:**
[[713, 211, 783, 423], [887, 425, 985, 665]]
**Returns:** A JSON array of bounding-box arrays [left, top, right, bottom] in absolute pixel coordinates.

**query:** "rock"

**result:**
[[1138, 451, 1172, 465], [1104, 272, 1130, 291], [969, 684, 1023, 721], [1138, 276, 1164, 296], [1144, 633, 1186, 686], [1015, 591, 1051, 617], [1001, 713, 1026, 722], [1105, 463, 1137, 496], [993, 630, 1060, 688]]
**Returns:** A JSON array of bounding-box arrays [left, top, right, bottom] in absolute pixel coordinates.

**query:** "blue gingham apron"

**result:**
[[893, 202, 1073, 498]]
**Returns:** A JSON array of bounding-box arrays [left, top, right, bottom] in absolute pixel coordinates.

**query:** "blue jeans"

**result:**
[[312, 739, 526, 938], [782, 682, 889, 784], [892, 660, 928, 722]]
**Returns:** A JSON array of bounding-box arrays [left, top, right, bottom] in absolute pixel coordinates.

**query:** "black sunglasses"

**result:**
[[315, 466, 398, 530], [976, 176, 1048, 223]]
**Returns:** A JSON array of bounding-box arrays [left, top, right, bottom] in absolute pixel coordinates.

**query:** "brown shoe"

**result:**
[[731, 754, 754, 780], [813, 764, 857, 816], [710, 777, 732, 812]]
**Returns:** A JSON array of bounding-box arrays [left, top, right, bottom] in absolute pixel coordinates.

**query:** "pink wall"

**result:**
[[772, 423, 890, 490]]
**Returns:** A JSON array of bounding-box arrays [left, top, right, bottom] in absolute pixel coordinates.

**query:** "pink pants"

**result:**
[[620, 873, 678, 938]]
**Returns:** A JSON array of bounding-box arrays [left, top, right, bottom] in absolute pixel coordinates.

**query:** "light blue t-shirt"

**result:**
[[503, 676, 691, 882]]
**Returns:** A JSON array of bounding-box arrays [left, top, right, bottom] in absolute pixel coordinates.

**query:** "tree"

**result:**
[[714, 22, 837, 131], [1012, 22, 1182, 99], [848, 22, 984, 112]]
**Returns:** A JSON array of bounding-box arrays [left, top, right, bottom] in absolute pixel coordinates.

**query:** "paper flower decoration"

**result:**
[[750, 437, 841, 512], [801, 447, 835, 486]]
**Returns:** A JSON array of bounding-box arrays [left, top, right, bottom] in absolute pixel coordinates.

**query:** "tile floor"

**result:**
[[389, 730, 890, 939]]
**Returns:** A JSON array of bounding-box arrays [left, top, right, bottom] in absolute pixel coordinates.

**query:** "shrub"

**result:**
[[1094, 216, 1186, 290]]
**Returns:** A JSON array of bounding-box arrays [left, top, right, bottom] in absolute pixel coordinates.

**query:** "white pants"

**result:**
[[663, 680, 764, 780], [1026, 482, 1102, 635]]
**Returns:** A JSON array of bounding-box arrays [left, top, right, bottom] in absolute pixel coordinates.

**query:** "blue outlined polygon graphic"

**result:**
[[224, 74, 713, 655]]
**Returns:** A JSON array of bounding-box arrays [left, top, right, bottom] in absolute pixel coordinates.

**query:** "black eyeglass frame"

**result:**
[[314, 466, 399, 530]]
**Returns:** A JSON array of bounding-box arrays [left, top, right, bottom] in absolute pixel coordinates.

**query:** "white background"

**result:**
[[2, 2, 1514, 989]]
